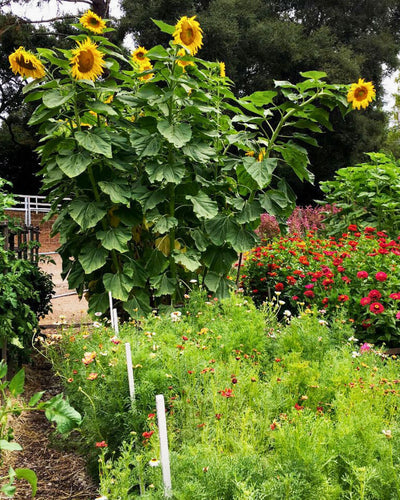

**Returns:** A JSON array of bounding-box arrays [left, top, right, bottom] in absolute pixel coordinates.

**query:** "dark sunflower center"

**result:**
[[137, 52, 146, 60], [354, 87, 367, 100], [78, 50, 94, 73], [181, 26, 194, 45], [16, 55, 36, 70], [90, 18, 100, 26]]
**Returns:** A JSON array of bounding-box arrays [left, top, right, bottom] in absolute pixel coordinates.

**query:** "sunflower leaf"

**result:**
[[69, 200, 107, 230], [151, 19, 175, 35], [96, 227, 132, 253], [186, 191, 218, 220], [56, 151, 92, 178], [75, 130, 112, 158], [157, 120, 192, 148]]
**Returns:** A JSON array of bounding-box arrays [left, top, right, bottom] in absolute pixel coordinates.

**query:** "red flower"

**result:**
[[370, 302, 384, 314], [390, 292, 400, 300], [142, 431, 155, 439], [215, 413, 222, 420], [275, 282, 284, 291], [294, 403, 304, 411], [368, 289, 382, 300], [220, 388, 234, 398], [270, 422, 277, 430], [357, 271, 368, 279], [360, 297, 371, 306], [348, 224, 358, 232], [322, 297, 329, 305], [182, 335, 189, 341], [375, 272, 388, 282], [364, 227, 376, 233], [338, 294, 349, 302], [95, 441, 108, 448], [304, 290, 315, 299]]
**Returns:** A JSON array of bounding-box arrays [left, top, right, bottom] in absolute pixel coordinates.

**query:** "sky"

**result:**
[[6, 0, 400, 113]]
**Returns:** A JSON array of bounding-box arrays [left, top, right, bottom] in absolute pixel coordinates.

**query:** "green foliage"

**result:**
[[0, 361, 81, 497], [47, 293, 400, 498], [26, 16, 348, 317], [320, 152, 400, 236]]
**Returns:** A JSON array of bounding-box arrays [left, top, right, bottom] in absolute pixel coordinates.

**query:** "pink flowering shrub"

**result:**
[[255, 213, 281, 240], [242, 224, 400, 345]]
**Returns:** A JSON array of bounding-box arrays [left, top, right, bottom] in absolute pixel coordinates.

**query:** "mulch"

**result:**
[[1, 343, 99, 500]]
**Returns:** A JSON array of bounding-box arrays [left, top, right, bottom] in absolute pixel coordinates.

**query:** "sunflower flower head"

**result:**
[[138, 62, 154, 82], [173, 15, 203, 55], [132, 46, 150, 66], [257, 148, 266, 162], [79, 10, 107, 34], [347, 78, 376, 110], [9, 47, 45, 79], [177, 48, 195, 71], [219, 62, 226, 78], [70, 38, 105, 81]]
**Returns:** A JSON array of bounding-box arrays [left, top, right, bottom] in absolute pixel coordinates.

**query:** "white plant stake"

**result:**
[[156, 394, 172, 498], [124, 342, 135, 401], [108, 291, 114, 330], [112, 308, 119, 335]]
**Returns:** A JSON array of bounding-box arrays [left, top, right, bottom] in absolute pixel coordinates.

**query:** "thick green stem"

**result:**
[[169, 182, 177, 303]]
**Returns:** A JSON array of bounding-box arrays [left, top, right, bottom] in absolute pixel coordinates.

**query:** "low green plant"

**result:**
[[0, 360, 82, 498], [320, 152, 400, 237]]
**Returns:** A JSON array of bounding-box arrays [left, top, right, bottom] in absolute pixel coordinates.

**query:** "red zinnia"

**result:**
[[368, 289, 382, 300], [348, 224, 358, 232], [275, 282, 284, 291], [375, 272, 388, 282], [338, 294, 349, 302], [360, 297, 371, 306], [95, 441, 108, 448], [304, 290, 315, 299], [390, 292, 400, 300], [370, 302, 384, 314], [357, 271, 368, 279]]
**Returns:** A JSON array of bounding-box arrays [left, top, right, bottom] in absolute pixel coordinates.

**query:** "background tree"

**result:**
[[118, 0, 400, 203]]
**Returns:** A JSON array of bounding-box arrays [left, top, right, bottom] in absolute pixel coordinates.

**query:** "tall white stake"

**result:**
[[124, 342, 135, 401], [156, 394, 172, 498], [112, 308, 119, 335], [108, 291, 114, 330]]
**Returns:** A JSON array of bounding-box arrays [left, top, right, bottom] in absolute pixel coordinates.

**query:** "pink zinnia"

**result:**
[[360, 297, 371, 306], [360, 343, 371, 352], [357, 271, 368, 279], [370, 302, 384, 314], [396, 312, 400, 320], [375, 272, 388, 282]]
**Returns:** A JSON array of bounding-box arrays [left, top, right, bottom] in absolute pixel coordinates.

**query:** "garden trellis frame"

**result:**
[[0, 221, 40, 264]]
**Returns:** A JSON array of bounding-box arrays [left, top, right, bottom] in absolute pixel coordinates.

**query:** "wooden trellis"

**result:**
[[0, 221, 40, 263]]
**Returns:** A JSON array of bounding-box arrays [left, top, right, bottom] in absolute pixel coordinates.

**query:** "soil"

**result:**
[[1, 256, 100, 499]]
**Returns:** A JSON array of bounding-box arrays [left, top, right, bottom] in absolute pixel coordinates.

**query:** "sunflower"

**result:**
[[70, 38, 105, 81], [347, 78, 376, 110], [219, 62, 226, 78], [177, 48, 195, 71], [132, 46, 150, 66], [9, 46, 45, 79], [138, 62, 154, 82], [173, 15, 203, 55], [79, 10, 107, 34]]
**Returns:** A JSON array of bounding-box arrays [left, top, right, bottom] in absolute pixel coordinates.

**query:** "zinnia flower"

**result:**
[[360, 297, 371, 306], [9, 46, 45, 79], [70, 38, 105, 81], [173, 15, 203, 55], [375, 272, 388, 282], [370, 302, 384, 314], [368, 289, 382, 300], [338, 294, 349, 302], [347, 78, 376, 110], [95, 441, 108, 448], [357, 271, 368, 279], [79, 10, 107, 34]]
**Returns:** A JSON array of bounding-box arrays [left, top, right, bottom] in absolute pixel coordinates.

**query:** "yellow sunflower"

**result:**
[[347, 78, 376, 110], [70, 38, 105, 81], [257, 148, 266, 162], [173, 15, 203, 55], [79, 10, 107, 34], [9, 46, 45, 79], [132, 46, 150, 66], [138, 63, 154, 81], [219, 62, 226, 78], [177, 48, 195, 71]]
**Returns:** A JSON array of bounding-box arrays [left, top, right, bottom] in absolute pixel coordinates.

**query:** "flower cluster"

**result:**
[[242, 225, 400, 343]]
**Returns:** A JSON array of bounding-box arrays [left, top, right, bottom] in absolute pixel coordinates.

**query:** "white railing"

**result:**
[[8, 195, 51, 225]]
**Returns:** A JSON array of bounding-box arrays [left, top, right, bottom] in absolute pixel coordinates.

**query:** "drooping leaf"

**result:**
[[227, 226, 258, 252], [75, 130, 112, 158], [43, 89, 74, 108], [97, 227, 132, 252], [124, 260, 149, 288], [153, 216, 178, 234], [89, 101, 118, 116], [204, 272, 232, 298], [186, 191, 218, 220], [15, 468, 38, 496], [205, 215, 236, 246], [150, 274, 177, 296], [98, 180, 131, 205], [202, 246, 238, 274], [157, 120, 192, 148], [173, 250, 201, 272], [56, 151, 92, 178], [69, 200, 107, 231], [243, 157, 277, 189], [124, 290, 152, 316], [43, 394, 82, 434], [103, 272, 134, 301], [79, 244, 109, 274]]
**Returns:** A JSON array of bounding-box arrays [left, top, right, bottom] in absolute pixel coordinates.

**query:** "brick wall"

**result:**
[[5, 210, 59, 253]]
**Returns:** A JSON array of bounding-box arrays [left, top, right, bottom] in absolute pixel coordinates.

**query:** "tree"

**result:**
[[118, 0, 400, 203]]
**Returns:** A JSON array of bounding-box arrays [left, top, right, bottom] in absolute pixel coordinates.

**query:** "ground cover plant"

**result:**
[[46, 291, 400, 499], [242, 226, 400, 345]]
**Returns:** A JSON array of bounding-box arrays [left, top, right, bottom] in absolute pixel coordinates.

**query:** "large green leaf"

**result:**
[[0, 440, 22, 451], [103, 273, 134, 301], [204, 272, 232, 298], [146, 161, 185, 184], [244, 90, 277, 107], [150, 274, 177, 296], [243, 157, 277, 189], [15, 468, 37, 496], [227, 226, 258, 252], [98, 180, 131, 205], [79, 244, 108, 274], [236, 200, 262, 224], [173, 250, 201, 272], [9, 369, 25, 397], [157, 120, 192, 148], [278, 142, 311, 182], [153, 216, 178, 234], [69, 200, 107, 231], [151, 19, 175, 35], [144, 249, 169, 276], [56, 151, 92, 178], [96, 227, 132, 252], [124, 290, 152, 317], [43, 89, 74, 108], [89, 100, 118, 116], [205, 215, 236, 246], [43, 394, 82, 433], [186, 191, 218, 220], [124, 260, 149, 288], [75, 130, 112, 158], [202, 246, 238, 274]]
